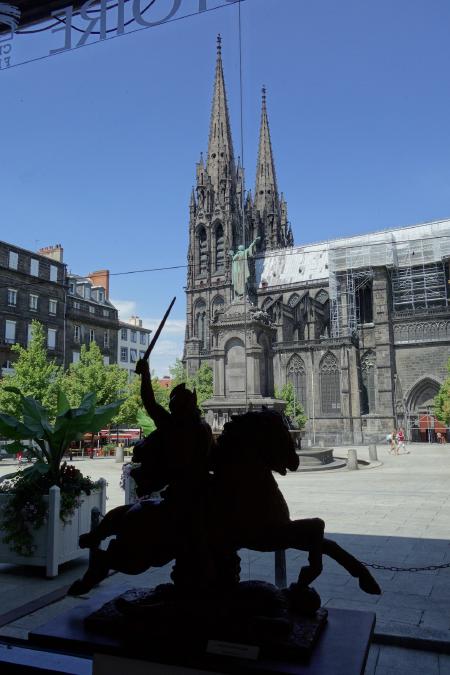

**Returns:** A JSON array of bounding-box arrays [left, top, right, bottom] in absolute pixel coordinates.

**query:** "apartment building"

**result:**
[[0, 241, 66, 374], [118, 317, 152, 381], [0, 241, 121, 373], [66, 270, 119, 366]]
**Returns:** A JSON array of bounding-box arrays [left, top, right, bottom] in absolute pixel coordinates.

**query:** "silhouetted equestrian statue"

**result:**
[[68, 299, 381, 654]]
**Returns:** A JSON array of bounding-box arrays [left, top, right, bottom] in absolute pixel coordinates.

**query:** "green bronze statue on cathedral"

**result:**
[[228, 236, 260, 299]]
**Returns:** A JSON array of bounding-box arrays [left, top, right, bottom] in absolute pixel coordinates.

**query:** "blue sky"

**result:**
[[2, 0, 450, 374]]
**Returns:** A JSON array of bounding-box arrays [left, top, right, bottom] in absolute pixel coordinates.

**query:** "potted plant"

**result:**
[[0, 388, 122, 577]]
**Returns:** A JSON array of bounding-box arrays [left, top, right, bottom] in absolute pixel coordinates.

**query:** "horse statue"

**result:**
[[69, 409, 380, 606]]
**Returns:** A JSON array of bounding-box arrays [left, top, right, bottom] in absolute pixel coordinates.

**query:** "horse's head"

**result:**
[[218, 409, 299, 475]]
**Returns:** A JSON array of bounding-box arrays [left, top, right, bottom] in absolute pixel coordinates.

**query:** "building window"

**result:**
[[74, 325, 80, 343], [27, 324, 33, 345], [8, 251, 18, 270], [50, 265, 58, 282], [30, 259, 39, 276], [84, 285, 91, 300], [121, 328, 128, 340], [103, 309, 109, 317], [7, 289, 17, 306], [130, 349, 137, 363], [140, 332, 146, 345], [287, 354, 307, 413], [104, 331, 109, 347], [198, 226, 207, 274], [5, 320, 16, 344], [29, 294, 38, 311], [194, 299, 207, 349], [320, 353, 341, 414], [89, 329, 95, 343], [139, 350, 145, 359], [48, 328, 57, 350], [98, 289, 104, 303], [361, 351, 376, 414], [72, 351, 80, 363], [69, 282, 75, 294], [49, 299, 57, 315], [131, 330, 137, 343], [103, 356, 110, 365], [357, 281, 373, 324], [215, 223, 224, 270], [120, 347, 128, 362], [89, 305, 95, 314], [73, 301, 80, 310]]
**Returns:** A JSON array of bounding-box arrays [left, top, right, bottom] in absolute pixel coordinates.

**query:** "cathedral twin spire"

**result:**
[[194, 36, 293, 251]]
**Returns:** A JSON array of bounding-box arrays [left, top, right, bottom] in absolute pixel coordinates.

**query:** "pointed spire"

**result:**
[[255, 85, 279, 215], [206, 34, 236, 196]]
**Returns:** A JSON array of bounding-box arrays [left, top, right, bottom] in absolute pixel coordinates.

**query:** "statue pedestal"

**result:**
[[204, 299, 285, 430], [28, 585, 375, 674]]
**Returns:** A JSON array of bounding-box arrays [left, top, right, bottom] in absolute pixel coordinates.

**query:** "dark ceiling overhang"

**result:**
[[1, 1, 102, 33]]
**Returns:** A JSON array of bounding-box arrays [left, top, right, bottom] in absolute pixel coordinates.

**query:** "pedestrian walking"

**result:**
[[397, 427, 408, 454], [390, 430, 398, 455]]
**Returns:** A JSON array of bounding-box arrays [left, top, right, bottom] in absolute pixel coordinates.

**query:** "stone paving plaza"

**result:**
[[0, 442, 449, 674]]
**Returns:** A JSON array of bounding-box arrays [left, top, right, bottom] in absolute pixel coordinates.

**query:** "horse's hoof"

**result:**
[[67, 579, 93, 596], [359, 568, 381, 595], [287, 584, 321, 615]]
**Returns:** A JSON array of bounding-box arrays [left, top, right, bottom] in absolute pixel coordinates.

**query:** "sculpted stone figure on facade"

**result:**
[[228, 236, 260, 299]]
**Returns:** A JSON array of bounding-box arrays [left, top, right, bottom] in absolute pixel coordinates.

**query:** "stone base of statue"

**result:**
[[84, 581, 328, 661], [204, 298, 286, 431], [29, 584, 375, 674]]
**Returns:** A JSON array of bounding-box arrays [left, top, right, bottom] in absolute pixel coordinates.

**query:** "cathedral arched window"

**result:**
[[198, 226, 207, 275], [320, 353, 341, 415], [287, 354, 307, 413], [361, 350, 376, 414], [211, 295, 224, 317], [194, 299, 207, 349], [214, 223, 224, 271], [315, 289, 329, 305], [288, 293, 300, 308]]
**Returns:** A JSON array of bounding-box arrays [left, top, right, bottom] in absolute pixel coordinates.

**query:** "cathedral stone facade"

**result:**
[[184, 39, 450, 444]]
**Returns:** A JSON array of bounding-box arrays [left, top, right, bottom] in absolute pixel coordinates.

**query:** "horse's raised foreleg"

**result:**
[[323, 538, 381, 594]]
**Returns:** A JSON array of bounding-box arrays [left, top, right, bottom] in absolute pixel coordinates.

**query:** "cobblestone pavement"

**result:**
[[0, 442, 449, 672]]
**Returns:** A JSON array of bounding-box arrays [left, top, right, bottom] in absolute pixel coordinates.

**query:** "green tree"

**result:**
[[169, 358, 188, 387], [190, 362, 213, 409], [62, 342, 128, 414], [435, 358, 450, 424], [0, 321, 62, 419], [275, 382, 307, 429], [115, 373, 170, 430]]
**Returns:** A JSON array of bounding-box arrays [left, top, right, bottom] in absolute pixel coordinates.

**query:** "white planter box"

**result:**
[[0, 479, 106, 578]]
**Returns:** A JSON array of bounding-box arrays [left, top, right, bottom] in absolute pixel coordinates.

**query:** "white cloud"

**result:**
[[111, 298, 137, 318]]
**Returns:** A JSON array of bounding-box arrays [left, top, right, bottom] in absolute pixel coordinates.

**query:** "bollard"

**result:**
[[347, 448, 359, 470], [115, 446, 124, 463], [369, 444, 378, 461]]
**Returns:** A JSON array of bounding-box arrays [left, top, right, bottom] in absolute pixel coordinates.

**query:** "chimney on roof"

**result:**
[[88, 270, 109, 299], [38, 244, 63, 262], [130, 316, 143, 327]]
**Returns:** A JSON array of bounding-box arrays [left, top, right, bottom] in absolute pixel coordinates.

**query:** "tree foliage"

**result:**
[[0, 321, 62, 419], [275, 382, 307, 429], [62, 342, 128, 412], [434, 358, 450, 425], [169, 359, 213, 410]]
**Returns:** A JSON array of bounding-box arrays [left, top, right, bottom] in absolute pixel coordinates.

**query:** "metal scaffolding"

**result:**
[[328, 221, 450, 336]]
